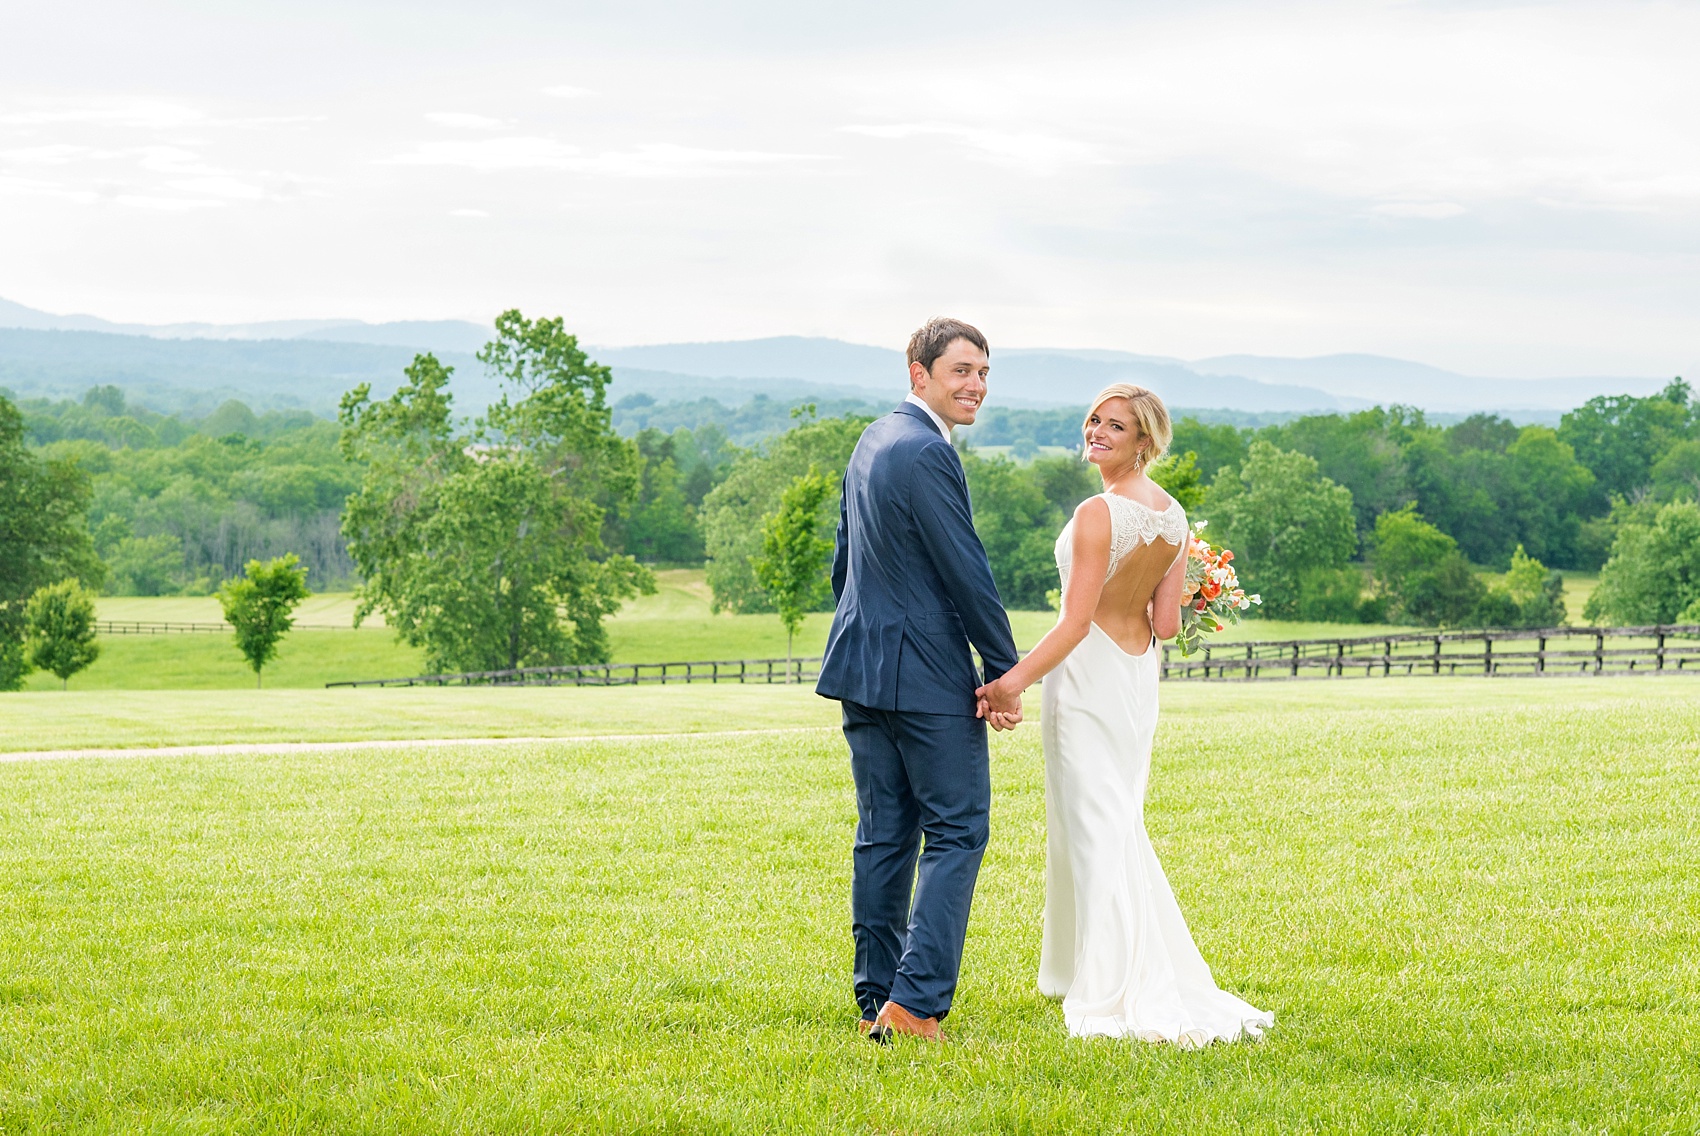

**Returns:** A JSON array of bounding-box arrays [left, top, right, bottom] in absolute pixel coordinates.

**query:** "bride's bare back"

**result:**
[[1056, 491, 1188, 656]]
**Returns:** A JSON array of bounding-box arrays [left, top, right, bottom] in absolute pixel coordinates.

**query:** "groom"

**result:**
[[816, 317, 1023, 1043]]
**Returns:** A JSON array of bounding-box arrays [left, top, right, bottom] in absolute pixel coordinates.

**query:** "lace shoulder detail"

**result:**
[[1103, 493, 1187, 577]]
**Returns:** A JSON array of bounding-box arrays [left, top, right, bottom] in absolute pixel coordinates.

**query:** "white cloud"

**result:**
[[450, 207, 489, 217], [387, 136, 583, 169], [0, 143, 102, 165], [113, 194, 223, 210], [541, 85, 596, 99], [387, 137, 826, 178], [841, 122, 1106, 170], [424, 112, 508, 130], [0, 96, 206, 130], [578, 143, 831, 179], [1371, 202, 1468, 220]]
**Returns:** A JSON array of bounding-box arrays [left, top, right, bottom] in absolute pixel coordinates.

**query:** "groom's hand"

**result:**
[[976, 680, 1024, 731]]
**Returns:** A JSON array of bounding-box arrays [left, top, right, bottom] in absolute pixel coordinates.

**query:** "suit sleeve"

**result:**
[[829, 475, 849, 603], [909, 442, 1021, 684]]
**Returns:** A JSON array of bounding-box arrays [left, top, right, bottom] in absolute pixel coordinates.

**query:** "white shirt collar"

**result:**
[[903, 392, 951, 439]]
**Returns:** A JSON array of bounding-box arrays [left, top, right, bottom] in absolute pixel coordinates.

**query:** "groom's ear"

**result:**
[[909, 360, 928, 390]]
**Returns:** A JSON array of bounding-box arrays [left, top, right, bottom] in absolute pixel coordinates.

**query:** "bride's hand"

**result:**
[[976, 678, 1024, 731]]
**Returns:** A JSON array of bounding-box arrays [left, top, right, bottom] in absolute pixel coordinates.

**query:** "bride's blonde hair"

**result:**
[[1083, 384, 1172, 467]]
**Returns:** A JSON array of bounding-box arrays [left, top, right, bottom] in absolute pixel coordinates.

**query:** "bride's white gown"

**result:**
[[1038, 492, 1273, 1045]]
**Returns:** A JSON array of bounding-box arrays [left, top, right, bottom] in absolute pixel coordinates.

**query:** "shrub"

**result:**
[[24, 579, 101, 689], [1371, 505, 1485, 626], [1584, 500, 1700, 625]]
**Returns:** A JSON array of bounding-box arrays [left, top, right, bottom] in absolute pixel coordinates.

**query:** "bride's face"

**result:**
[[1083, 398, 1146, 470]]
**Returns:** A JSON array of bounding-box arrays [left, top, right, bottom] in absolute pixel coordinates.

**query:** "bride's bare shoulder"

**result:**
[[1071, 495, 1112, 540]]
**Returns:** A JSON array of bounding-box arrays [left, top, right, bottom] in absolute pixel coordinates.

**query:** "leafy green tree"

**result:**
[[752, 467, 835, 661], [618, 428, 706, 564], [1584, 501, 1700, 625], [1170, 417, 1249, 482], [1475, 545, 1566, 628], [24, 579, 101, 689], [1650, 439, 1700, 502], [1558, 379, 1694, 507], [1, 394, 104, 690], [1150, 450, 1206, 512], [961, 454, 1061, 611], [1262, 407, 1416, 538], [339, 312, 653, 672], [702, 414, 868, 613], [216, 554, 310, 687], [1028, 454, 1099, 516], [1369, 505, 1485, 626], [1205, 441, 1358, 620]]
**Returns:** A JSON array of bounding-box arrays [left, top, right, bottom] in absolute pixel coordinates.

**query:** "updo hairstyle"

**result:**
[[1082, 383, 1173, 466]]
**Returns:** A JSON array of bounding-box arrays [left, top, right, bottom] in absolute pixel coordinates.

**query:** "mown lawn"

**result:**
[[59, 570, 1438, 690], [1, 680, 1696, 1131]]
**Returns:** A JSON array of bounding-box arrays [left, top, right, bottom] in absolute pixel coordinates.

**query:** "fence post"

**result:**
[[1432, 636, 1441, 675], [1384, 639, 1392, 677], [1657, 628, 1666, 672], [1595, 630, 1605, 674], [1537, 634, 1546, 675], [1291, 643, 1299, 678], [1334, 640, 1344, 677], [1245, 643, 1253, 680], [1483, 633, 1493, 676]]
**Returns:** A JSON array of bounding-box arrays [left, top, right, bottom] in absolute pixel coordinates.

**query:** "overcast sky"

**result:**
[[1, 0, 1696, 377]]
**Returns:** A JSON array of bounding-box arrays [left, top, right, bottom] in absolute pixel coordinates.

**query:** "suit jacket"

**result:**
[[815, 401, 1020, 716]]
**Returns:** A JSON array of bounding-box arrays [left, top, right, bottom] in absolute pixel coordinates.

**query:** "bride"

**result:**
[[976, 383, 1273, 1046]]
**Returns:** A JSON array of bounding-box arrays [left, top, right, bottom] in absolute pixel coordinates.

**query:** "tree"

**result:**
[[217, 554, 310, 687], [617, 428, 706, 564], [1204, 441, 1358, 620], [1369, 505, 1485, 627], [1584, 501, 1700, 625], [1, 394, 104, 690], [1150, 450, 1206, 512], [752, 467, 835, 662], [702, 413, 868, 613], [1558, 379, 1694, 507], [339, 312, 653, 673], [961, 454, 1063, 611], [1475, 545, 1566, 628], [24, 579, 100, 689]]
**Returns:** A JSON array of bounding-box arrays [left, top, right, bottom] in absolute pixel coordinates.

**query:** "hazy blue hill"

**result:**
[[588, 336, 905, 388], [0, 328, 491, 416], [0, 297, 491, 356], [1193, 353, 1670, 412], [588, 337, 1356, 411], [985, 351, 1361, 413]]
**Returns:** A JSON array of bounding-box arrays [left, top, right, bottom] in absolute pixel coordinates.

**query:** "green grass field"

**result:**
[[1, 678, 1696, 1131], [54, 570, 1471, 691]]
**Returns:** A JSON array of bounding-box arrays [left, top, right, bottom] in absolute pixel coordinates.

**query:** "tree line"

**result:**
[[5, 314, 1697, 690]]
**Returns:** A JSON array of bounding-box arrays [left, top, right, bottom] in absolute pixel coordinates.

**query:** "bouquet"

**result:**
[[1177, 520, 1260, 656]]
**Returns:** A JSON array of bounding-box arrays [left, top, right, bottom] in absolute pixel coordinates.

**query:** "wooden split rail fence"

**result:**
[[1160, 625, 1700, 680], [96, 620, 348, 635], [325, 625, 1700, 689], [327, 656, 823, 688]]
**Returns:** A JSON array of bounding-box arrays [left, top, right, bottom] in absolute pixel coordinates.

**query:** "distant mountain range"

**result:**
[[0, 297, 1676, 418]]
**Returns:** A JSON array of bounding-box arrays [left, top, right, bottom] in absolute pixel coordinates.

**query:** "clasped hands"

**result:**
[[975, 677, 1024, 732]]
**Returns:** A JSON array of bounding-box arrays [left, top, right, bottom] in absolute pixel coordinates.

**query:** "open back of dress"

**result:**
[[1039, 493, 1273, 1044]]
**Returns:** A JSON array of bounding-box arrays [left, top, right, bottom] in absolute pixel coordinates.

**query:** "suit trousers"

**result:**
[[842, 700, 990, 1022]]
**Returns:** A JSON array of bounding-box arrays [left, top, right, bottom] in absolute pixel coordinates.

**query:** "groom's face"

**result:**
[[909, 338, 990, 429]]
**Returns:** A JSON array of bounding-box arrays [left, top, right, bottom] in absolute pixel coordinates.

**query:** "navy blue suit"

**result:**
[[816, 401, 1020, 1022]]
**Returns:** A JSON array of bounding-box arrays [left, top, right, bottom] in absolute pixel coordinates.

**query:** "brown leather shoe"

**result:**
[[874, 1000, 941, 1042]]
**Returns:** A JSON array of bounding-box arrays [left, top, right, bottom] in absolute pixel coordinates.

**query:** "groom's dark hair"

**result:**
[[907, 317, 989, 375]]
